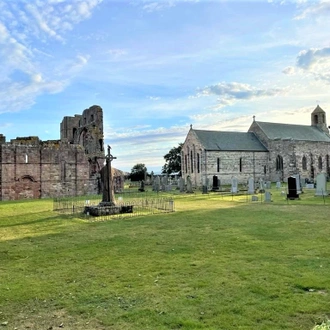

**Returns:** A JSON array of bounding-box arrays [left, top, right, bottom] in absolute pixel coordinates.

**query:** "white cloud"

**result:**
[[195, 82, 286, 109], [295, 1, 330, 20], [0, 1, 101, 113], [282, 66, 296, 75]]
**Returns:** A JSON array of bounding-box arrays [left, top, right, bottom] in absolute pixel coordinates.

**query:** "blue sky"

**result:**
[[1, 0, 330, 173]]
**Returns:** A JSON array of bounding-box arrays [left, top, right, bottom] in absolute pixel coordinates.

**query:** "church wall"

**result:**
[[204, 150, 269, 186], [182, 129, 269, 188], [266, 140, 330, 182]]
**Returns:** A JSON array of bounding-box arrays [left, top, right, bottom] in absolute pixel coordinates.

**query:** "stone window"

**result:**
[[91, 114, 94, 122], [264, 165, 267, 174], [185, 154, 188, 173], [25, 154, 28, 163], [276, 155, 283, 171], [197, 153, 200, 173], [327, 155, 330, 175], [190, 151, 193, 173], [217, 158, 220, 172], [302, 156, 307, 170], [318, 156, 323, 170], [239, 157, 242, 172]]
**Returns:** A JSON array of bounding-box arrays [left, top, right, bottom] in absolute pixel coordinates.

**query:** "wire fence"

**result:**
[[53, 194, 175, 220]]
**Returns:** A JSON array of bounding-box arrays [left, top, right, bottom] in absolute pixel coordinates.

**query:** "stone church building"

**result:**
[[182, 105, 330, 187], [0, 105, 105, 200]]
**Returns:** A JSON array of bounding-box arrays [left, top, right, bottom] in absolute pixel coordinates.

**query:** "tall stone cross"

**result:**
[[102, 145, 117, 205]]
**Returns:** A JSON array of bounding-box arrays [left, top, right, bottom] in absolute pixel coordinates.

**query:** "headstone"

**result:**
[[264, 191, 272, 202], [315, 173, 327, 196], [259, 178, 265, 192], [251, 195, 258, 202], [186, 176, 193, 193], [276, 181, 281, 189], [247, 177, 254, 194], [212, 175, 219, 191], [231, 177, 238, 193], [154, 176, 161, 192], [287, 176, 299, 199], [138, 180, 145, 192], [293, 174, 302, 193], [306, 183, 314, 189], [265, 181, 271, 189], [179, 177, 185, 193]]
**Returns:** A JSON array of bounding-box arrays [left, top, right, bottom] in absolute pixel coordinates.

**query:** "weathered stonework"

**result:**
[[0, 105, 105, 201], [182, 106, 330, 187]]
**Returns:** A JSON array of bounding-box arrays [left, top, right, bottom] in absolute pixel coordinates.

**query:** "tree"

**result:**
[[162, 143, 183, 175], [129, 163, 147, 181]]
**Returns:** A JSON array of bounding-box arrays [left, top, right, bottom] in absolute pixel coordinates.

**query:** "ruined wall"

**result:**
[[0, 105, 105, 201]]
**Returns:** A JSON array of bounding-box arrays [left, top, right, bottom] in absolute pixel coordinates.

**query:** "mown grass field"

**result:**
[[1, 191, 330, 329]]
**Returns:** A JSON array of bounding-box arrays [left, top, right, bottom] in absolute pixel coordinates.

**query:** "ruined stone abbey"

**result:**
[[0, 105, 105, 200]]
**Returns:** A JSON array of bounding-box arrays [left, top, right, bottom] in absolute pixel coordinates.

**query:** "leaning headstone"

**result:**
[[264, 191, 272, 202], [186, 176, 193, 193], [315, 173, 327, 196], [287, 176, 299, 199], [247, 177, 254, 194], [231, 177, 238, 193]]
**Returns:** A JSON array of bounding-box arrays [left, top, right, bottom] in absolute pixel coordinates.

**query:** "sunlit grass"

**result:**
[[0, 192, 330, 329]]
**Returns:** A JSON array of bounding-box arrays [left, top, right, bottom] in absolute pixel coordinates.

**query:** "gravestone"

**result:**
[[231, 177, 238, 193], [265, 181, 271, 189], [212, 175, 219, 191], [154, 176, 161, 192], [247, 177, 254, 194], [179, 177, 185, 193], [264, 191, 272, 202], [251, 195, 258, 202], [315, 173, 327, 196], [276, 181, 281, 189], [138, 180, 145, 192], [293, 174, 302, 194], [287, 176, 299, 199], [186, 176, 193, 193], [259, 178, 265, 193]]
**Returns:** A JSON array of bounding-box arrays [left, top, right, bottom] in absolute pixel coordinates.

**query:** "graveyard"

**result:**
[[1, 183, 330, 330]]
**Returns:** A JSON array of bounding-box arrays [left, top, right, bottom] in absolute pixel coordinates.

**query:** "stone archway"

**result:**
[[16, 175, 40, 199]]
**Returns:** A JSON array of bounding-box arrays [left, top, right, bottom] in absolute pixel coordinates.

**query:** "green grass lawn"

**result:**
[[1, 193, 330, 329]]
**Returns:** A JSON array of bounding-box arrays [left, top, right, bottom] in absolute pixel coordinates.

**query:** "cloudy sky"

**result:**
[[1, 0, 330, 173]]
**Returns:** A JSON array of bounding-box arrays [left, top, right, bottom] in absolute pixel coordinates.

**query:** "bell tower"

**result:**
[[311, 105, 329, 135]]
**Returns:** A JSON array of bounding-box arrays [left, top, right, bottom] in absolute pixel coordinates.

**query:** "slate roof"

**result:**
[[193, 129, 268, 151], [255, 121, 330, 142]]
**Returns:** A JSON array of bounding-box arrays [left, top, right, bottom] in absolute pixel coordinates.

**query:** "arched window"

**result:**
[[190, 150, 193, 173], [314, 114, 318, 124], [239, 157, 243, 172], [276, 155, 283, 171], [318, 156, 323, 170], [302, 156, 307, 170], [217, 158, 220, 172], [184, 154, 188, 173]]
